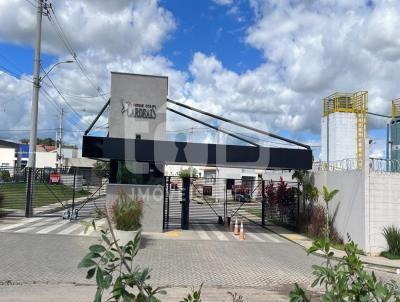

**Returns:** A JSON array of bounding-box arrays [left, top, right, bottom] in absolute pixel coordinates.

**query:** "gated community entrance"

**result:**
[[82, 72, 313, 232]]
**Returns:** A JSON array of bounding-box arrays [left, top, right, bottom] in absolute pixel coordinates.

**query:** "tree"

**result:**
[[322, 186, 339, 240], [178, 167, 198, 178], [292, 170, 319, 215], [93, 161, 110, 179], [19, 137, 56, 146]]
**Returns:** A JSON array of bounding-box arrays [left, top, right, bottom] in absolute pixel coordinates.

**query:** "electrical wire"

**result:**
[[23, 0, 37, 8], [40, 65, 87, 129], [47, 5, 107, 101]]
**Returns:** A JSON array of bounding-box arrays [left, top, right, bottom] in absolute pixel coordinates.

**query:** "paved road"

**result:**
[[0, 198, 106, 237], [0, 225, 398, 302]]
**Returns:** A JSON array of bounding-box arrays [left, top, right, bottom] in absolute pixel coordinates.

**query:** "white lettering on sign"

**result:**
[[121, 99, 157, 119]]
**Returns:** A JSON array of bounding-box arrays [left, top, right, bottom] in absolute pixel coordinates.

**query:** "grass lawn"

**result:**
[[331, 243, 365, 255], [0, 182, 89, 209], [380, 251, 400, 260]]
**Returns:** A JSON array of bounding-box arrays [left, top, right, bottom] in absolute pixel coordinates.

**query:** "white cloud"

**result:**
[[244, 0, 400, 135], [0, 0, 178, 144], [2, 0, 400, 152], [212, 0, 233, 6], [0, 0, 175, 57]]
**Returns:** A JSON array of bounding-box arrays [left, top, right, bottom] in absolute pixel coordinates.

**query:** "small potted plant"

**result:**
[[110, 191, 143, 246]]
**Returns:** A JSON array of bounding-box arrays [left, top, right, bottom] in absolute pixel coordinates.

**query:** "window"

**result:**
[[116, 161, 164, 185]]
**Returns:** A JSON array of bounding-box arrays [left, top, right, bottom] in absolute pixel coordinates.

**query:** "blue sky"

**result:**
[[0, 1, 263, 75], [160, 0, 264, 74], [0, 0, 398, 159]]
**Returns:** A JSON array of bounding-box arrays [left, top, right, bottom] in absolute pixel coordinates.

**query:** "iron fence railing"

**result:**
[[163, 176, 300, 230], [0, 167, 107, 218]]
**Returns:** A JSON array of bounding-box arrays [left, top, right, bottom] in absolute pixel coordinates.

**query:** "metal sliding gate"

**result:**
[[163, 176, 300, 230]]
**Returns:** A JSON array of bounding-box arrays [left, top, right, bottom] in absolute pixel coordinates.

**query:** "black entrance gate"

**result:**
[[163, 175, 301, 231]]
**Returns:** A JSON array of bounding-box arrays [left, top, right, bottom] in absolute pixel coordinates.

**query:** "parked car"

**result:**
[[232, 185, 251, 202], [170, 182, 178, 190]]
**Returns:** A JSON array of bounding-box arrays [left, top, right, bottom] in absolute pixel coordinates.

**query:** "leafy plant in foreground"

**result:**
[[79, 209, 205, 301], [180, 284, 203, 302], [289, 238, 400, 302]]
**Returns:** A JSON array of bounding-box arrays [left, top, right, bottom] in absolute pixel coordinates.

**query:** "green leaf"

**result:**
[[96, 267, 104, 288], [103, 273, 112, 289], [78, 258, 96, 268], [102, 234, 111, 246], [86, 267, 96, 279], [90, 244, 106, 253]]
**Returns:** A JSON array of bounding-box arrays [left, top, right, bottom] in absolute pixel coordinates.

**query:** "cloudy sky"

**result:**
[[0, 0, 397, 158]]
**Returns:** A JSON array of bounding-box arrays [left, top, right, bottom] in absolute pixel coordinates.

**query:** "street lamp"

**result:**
[[40, 60, 74, 81], [25, 58, 73, 217], [27, 59, 73, 168]]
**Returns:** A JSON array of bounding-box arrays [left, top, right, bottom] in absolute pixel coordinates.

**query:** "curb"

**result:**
[[264, 226, 400, 274]]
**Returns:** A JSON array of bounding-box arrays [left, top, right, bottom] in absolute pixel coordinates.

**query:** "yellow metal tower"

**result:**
[[392, 98, 400, 119], [323, 91, 368, 169]]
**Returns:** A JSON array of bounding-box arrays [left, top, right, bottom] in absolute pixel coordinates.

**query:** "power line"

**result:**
[[40, 86, 61, 112], [0, 53, 25, 75], [23, 0, 37, 8], [60, 91, 111, 99], [40, 65, 86, 129], [47, 4, 107, 101]]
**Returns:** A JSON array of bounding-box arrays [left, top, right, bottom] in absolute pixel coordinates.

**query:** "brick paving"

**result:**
[[0, 230, 398, 299]]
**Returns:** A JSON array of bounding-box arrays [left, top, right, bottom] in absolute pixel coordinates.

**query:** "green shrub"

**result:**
[[301, 205, 343, 244], [111, 192, 143, 231], [383, 225, 400, 256], [93, 161, 110, 179], [0, 170, 11, 182], [0, 192, 4, 217], [290, 238, 400, 301]]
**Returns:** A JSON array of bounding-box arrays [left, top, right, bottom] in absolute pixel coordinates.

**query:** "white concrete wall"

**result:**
[[313, 170, 367, 251], [368, 172, 400, 255], [0, 147, 15, 167], [35, 152, 57, 168], [109, 72, 167, 141], [321, 113, 357, 162]]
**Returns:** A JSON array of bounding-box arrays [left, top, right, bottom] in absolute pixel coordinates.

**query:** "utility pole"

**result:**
[[28, 0, 45, 168], [26, 0, 45, 217], [56, 108, 64, 168]]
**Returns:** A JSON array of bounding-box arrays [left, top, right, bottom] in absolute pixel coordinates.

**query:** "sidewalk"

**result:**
[[267, 224, 400, 273]]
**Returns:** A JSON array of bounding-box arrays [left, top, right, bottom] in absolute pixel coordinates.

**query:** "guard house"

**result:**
[[82, 72, 313, 232]]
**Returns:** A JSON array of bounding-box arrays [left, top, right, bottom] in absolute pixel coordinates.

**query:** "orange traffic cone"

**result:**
[[239, 220, 245, 240], [234, 217, 239, 235]]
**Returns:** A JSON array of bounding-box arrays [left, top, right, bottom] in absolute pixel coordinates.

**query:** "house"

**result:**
[[0, 139, 21, 168]]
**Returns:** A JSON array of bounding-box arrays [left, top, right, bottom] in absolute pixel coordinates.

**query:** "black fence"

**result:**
[[0, 167, 107, 219], [163, 176, 300, 230]]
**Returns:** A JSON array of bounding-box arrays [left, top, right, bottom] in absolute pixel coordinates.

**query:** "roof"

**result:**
[[0, 139, 19, 149]]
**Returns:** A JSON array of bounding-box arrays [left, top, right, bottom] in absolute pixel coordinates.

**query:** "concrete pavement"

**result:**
[[0, 223, 399, 301]]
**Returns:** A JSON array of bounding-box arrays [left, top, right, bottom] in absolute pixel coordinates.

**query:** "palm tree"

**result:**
[[322, 186, 339, 240]]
